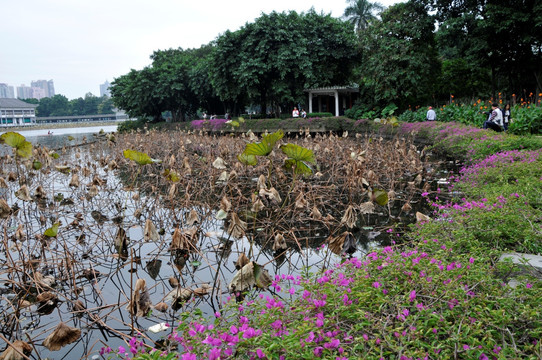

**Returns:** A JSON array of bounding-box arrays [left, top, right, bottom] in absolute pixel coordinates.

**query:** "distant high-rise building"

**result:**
[[17, 84, 33, 99], [47, 80, 55, 97], [31, 87, 46, 100], [31, 79, 55, 98], [0, 83, 15, 98], [100, 80, 111, 97]]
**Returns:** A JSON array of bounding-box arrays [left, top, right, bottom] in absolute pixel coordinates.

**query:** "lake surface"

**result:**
[[0, 125, 118, 153]]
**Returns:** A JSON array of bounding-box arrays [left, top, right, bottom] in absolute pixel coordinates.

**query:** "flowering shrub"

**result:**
[[190, 119, 229, 131]]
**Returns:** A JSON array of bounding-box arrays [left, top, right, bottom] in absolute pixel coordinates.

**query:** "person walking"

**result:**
[[426, 106, 436, 121]]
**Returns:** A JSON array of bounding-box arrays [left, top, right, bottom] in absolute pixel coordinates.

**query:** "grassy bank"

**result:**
[[105, 121, 542, 360]]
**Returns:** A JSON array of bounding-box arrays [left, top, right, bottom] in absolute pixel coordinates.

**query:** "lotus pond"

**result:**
[[0, 128, 446, 359]]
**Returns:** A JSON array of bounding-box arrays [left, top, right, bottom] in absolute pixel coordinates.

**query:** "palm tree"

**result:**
[[343, 0, 384, 32]]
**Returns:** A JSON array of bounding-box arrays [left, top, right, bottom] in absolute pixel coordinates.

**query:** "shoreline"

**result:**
[[1, 121, 123, 132]]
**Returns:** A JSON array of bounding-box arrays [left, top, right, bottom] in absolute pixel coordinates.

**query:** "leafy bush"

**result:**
[[117, 119, 147, 133]]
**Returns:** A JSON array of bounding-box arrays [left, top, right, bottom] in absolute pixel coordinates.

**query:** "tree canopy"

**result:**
[[109, 1, 541, 121]]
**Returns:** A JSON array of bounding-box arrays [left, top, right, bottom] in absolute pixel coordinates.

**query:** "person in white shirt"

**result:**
[[292, 107, 300, 118], [426, 106, 436, 121], [483, 103, 503, 132]]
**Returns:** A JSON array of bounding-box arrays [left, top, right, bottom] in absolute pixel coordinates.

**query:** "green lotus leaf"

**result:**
[[237, 152, 258, 166], [1, 132, 25, 147], [163, 169, 181, 182], [0, 132, 33, 158], [243, 130, 284, 157], [284, 158, 313, 176], [372, 189, 389, 206], [280, 144, 315, 164], [32, 160, 42, 170], [229, 121, 239, 128], [123, 149, 154, 165], [50, 152, 60, 159], [44, 222, 60, 237], [67, 135, 75, 141]]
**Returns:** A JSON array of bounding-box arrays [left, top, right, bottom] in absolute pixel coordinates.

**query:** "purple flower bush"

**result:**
[[190, 119, 229, 131]]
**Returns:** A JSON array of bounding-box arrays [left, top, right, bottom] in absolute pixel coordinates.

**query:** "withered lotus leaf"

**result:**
[[168, 183, 177, 198], [228, 261, 272, 293], [220, 196, 232, 212], [0, 199, 10, 219], [295, 192, 307, 209], [402, 202, 413, 213], [416, 212, 431, 223], [69, 173, 80, 187], [15, 185, 32, 201], [193, 283, 211, 297], [259, 187, 282, 205], [170, 227, 197, 251], [235, 253, 250, 270], [328, 231, 356, 256], [0, 177, 8, 188], [257, 175, 267, 190], [114, 227, 128, 260], [0, 340, 32, 359], [7, 172, 17, 182], [310, 206, 322, 220], [217, 171, 229, 182], [42, 322, 81, 351], [144, 219, 159, 242], [154, 302, 168, 312], [87, 185, 98, 198], [186, 209, 199, 226], [127, 279, 151, 317], [168, 277, 179, 288], [272, 233, 287, 251], [34, 185, 47, 198], [212, 157, 227, 169], [14, 224, 25, 240], [250, 198, 265, 213], [227, 213, 247, 239], [359, 201, 375, 215], [340, 205, 357, 229]]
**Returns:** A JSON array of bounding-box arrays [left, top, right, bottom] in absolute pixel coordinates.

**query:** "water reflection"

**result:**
[[0, 125, 117, 154]]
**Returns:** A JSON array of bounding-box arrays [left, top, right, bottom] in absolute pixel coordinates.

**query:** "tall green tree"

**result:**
[[358, 1, 441, 109], [210, 10, 359, 114], [426, 0, 542, 97], [343, 0, 384, 32]]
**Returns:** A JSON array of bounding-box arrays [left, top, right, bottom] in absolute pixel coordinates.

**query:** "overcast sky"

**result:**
[[1, 0, 400, 100]]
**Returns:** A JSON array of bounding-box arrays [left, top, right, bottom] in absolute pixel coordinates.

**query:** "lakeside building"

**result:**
[[0, 98, 37, 126]]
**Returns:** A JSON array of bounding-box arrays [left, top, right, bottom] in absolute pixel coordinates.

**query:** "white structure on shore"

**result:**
[[0, 98, 37, 126]]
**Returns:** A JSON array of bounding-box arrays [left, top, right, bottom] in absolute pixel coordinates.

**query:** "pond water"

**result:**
[[0, 132, 444, 359], [0, 125, 118, 154]]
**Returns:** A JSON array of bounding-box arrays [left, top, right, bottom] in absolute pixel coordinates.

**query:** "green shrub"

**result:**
[[117, 119, 147, 133]]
